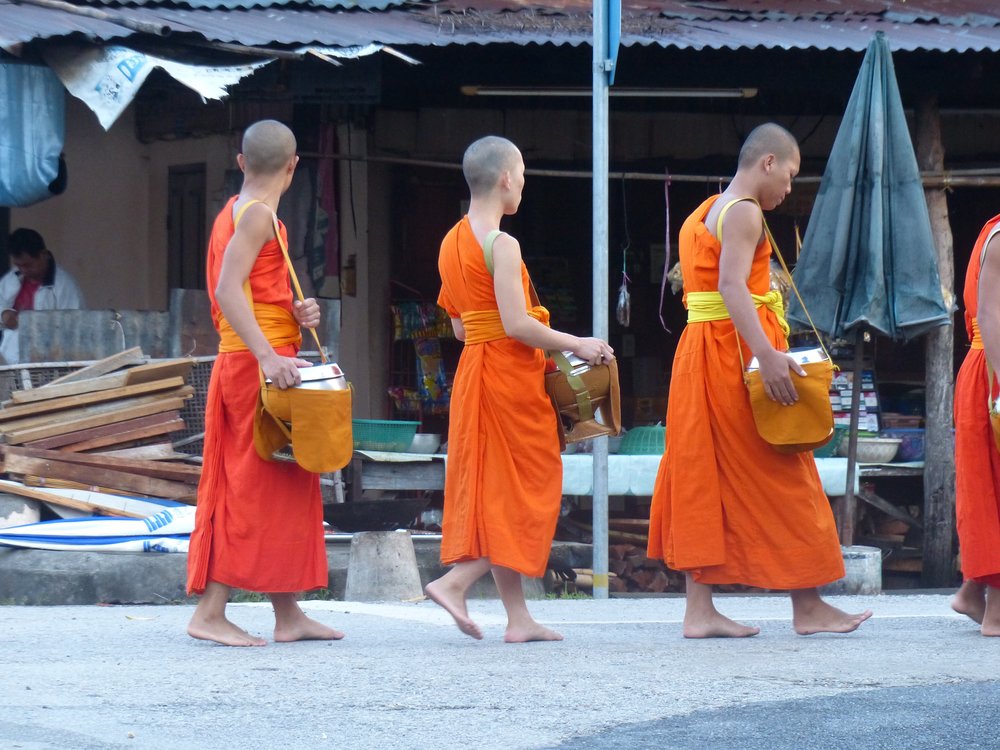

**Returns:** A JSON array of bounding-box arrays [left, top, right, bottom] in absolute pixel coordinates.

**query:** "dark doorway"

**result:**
[[167, 164, 207, 290]]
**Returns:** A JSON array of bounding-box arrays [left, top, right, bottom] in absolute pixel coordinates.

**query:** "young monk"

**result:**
[[186, 120, 343, 646], [425, 135, 614, 642], [951, 212, 1000, 636], [647, 123, 873, 638]]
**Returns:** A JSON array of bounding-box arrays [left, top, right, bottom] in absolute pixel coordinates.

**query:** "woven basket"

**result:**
[[619, 425, 666, 455], [352, 419, 420, 452]]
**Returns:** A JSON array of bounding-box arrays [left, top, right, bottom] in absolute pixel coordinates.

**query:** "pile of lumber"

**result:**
[[0, 348, 201, 512], [571, 544, 685, 594]]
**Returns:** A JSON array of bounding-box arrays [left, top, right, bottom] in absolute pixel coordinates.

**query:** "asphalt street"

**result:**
[[0, 593, 996, 750]]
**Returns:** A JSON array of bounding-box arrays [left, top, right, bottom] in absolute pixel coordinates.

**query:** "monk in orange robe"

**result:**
[[951, 213, 1000, 636], [647, 123, 872, 638], [186, 120, 342, 646], [425, 136, 613, 642]]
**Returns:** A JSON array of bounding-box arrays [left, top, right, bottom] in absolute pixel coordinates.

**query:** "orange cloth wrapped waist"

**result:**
[[461, 306, 551, 345], [972, 318, 984, 350], [217, 303, 302, 353]]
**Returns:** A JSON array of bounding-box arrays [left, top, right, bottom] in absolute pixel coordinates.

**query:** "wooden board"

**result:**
[[6, 371, 130, 406], [123, 358, 195, 386], [3, 452, 197, 502], [43, 347, 146, 387], [2, 394, 191, 444], [0, 377, 186, 422], [607, 518, 650, 533], [58, 418, 186, 453], [90, 443, 187, 461], [0, 386, 192, 436], [23, 411, 182, 450], [0, 481, 147, 518], [3, 445, 201, 483]]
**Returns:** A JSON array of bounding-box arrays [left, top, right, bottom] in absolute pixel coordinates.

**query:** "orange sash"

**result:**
[[460, 306, 550, 345]]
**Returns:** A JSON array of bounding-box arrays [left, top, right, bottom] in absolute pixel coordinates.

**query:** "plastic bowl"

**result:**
[[408, 433, 442, 454], [854, 437, 902, 463]]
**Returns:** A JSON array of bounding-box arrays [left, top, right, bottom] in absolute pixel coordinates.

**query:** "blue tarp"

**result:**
[[0, 63, 64, 207]]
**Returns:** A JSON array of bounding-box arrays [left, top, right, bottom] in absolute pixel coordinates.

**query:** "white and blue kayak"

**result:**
[[0, 505, 195, 553]]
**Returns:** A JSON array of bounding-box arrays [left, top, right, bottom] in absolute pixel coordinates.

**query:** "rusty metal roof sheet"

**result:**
[[3, 0, 1000, 54], [88, 0, 408, 8]]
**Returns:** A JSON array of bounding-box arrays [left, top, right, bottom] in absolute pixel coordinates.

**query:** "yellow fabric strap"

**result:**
[[971, 317, 984, 350], [461, 305, 551, 345], [218, 303, 301, 353], [686, 290, 791, 337]]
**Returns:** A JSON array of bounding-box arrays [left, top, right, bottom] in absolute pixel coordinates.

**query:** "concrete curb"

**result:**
[[0, 535, 570, 605]]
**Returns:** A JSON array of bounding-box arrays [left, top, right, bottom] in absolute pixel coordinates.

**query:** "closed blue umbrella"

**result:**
[[787, 32, 950, 341]]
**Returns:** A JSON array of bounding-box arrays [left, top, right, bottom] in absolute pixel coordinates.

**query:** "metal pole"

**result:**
[[840, 329, 865, 546], [591, 0, 610, 599]]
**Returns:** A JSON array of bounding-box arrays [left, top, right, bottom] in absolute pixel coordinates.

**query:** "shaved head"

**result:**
[[462, 136, 521, 196], [738, 123, 799, 169], [241, 120, 297, 175]]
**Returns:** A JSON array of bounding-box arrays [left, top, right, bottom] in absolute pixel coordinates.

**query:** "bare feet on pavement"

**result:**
[[425, 580, 483, 640], [683, 611, 760, 639], [274, 616, 345, 643], [793, 601, 873, 635], [951, 582, 987, 625], [504, 622, 563, 643], [187, 615, 267, 647]]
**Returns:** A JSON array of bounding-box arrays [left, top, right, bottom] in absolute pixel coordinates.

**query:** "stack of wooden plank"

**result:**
[[0, 348, 202, 511]]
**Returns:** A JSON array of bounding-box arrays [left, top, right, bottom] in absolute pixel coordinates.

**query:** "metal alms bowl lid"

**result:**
[[298, 363, 344, 381], [746, 346, 828, 372], [266, 362, 347, 389]]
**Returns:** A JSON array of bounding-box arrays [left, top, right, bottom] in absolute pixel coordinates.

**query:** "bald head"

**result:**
[[738, 123, 798, 169], [241, 120, 297, 175], [462, 136, 521, 196]]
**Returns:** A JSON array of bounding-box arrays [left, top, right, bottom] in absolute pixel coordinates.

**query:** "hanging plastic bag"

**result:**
[[616, 274, 631, 327]]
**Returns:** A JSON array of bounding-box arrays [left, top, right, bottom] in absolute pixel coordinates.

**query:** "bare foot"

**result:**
[[794, 601, 873, 635], [982, 622, 1000, 637], [684, 611, 760, 639], [504, 621, 563, 643], [425, 579, 483, 640], [274, 615, 344, 643], [187, 615, 266, 647], [951, 582, 987, 625]]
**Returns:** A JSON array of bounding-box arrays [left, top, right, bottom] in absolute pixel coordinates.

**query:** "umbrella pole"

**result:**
[[840, 329, 865, 546]]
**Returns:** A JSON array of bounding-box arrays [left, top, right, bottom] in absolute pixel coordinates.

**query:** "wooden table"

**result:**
[[345, 451, 445, 502], [344, 453, 876, 500]]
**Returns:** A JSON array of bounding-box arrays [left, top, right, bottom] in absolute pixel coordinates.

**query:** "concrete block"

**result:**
[[344, 530, 423, 602], [0, 549, 192, 605], [821, 545, 883, 596]]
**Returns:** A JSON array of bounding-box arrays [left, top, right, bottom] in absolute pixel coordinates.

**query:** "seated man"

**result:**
[[0, 228, 85, 364]]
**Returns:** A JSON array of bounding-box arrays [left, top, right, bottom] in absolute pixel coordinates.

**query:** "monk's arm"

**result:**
[[493, 234, 611, 364], [451, 317, 466, 342], [718, 201, 802, 405], [978, 234, 1000, 373], [215, 204, 306, 389]]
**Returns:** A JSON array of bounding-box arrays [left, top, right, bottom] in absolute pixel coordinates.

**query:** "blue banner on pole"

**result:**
[[608, 0, 621, 84]]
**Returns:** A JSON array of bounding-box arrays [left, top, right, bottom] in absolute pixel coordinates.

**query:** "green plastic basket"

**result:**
[[352, 419, 420, 452], [619, 425, 666, 455]]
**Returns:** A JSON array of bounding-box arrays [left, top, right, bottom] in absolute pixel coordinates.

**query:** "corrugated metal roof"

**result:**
[[2, 0, 999, 54], [89, 0, 409, 10]]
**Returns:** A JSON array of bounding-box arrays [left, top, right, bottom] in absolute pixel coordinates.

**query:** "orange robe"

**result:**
[[436, 217, 562, 578], [954, 213, 1000, 588], [647, 195, 844, 589], [186, 196, 327, 595]]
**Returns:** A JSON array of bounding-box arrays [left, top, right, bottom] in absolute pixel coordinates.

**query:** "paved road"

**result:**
[[0, 594, 995, 750]]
